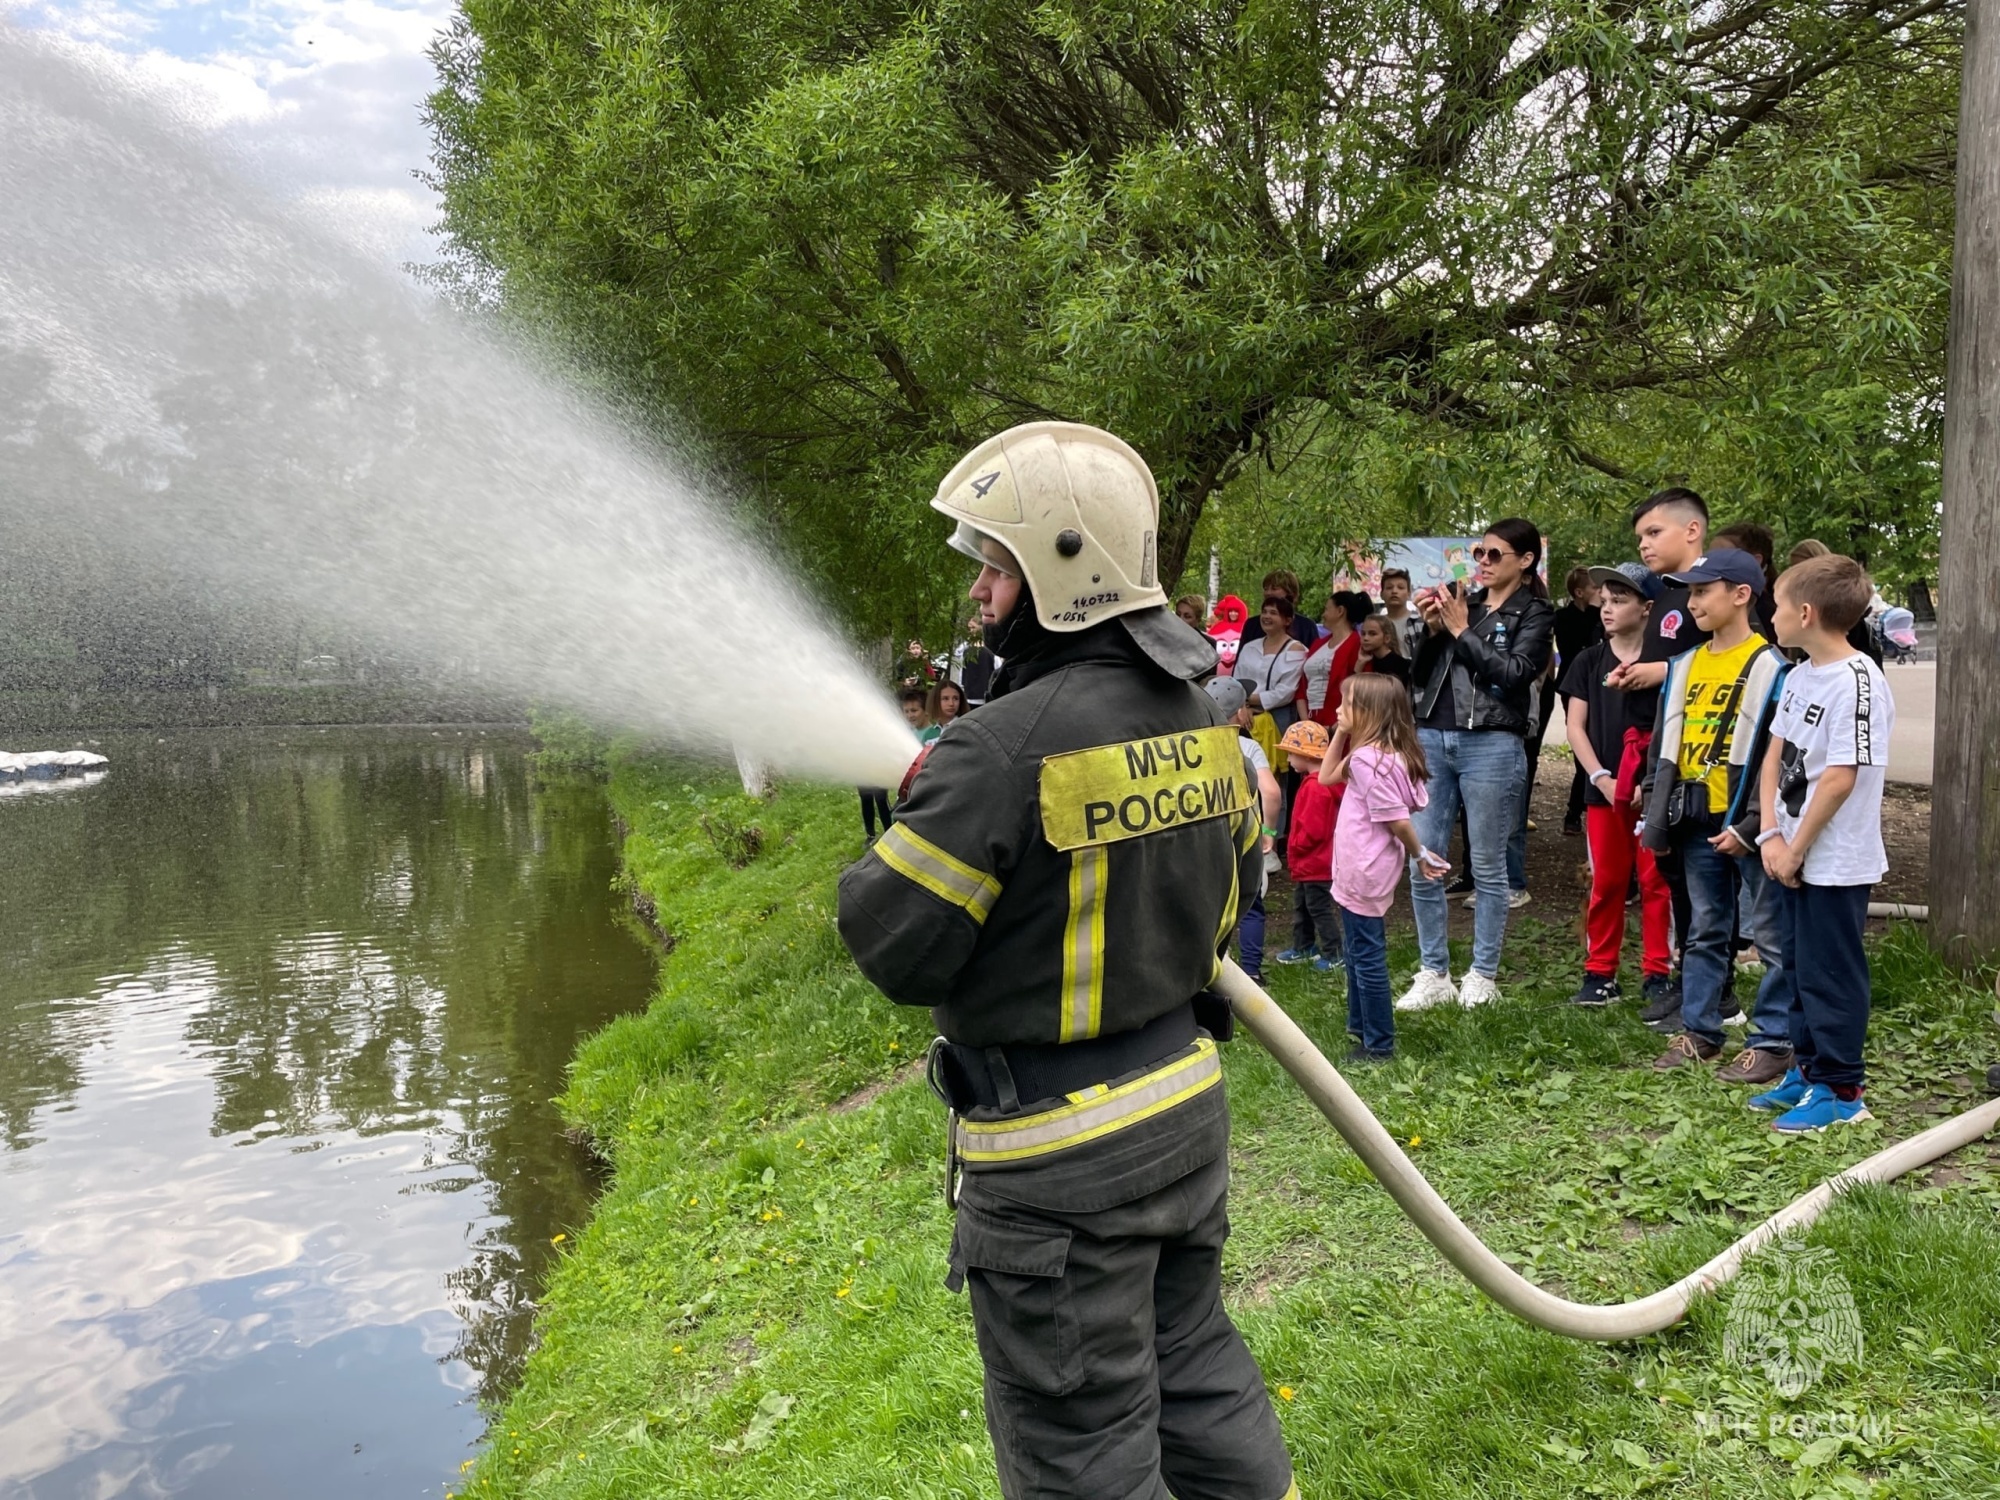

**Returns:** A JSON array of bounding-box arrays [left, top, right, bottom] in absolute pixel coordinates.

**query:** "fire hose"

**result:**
[[1212, 959, 2000, 1341]]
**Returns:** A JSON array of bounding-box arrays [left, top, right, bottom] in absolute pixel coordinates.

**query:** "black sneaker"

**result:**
[[1641, 976, 1683, 1029], [1444, 872, 1474, 896], [1571, 974, 1621, 1008], [1562, 816, 1583, 837], [1344, 1044, 1394, 1065]]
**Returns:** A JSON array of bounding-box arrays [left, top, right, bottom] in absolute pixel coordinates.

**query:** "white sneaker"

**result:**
[[1458, 971, 1503, 1007], [1508, 889, 1531, 911], [1395, 969, 1459, 1011]]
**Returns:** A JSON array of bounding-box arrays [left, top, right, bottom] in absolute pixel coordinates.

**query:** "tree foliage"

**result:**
[[424, 0, 1958, 635]]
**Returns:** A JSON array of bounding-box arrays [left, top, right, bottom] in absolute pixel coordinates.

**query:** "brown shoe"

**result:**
[[1652, 1033, 1721, 1071], [1718, 1046, 1794, 1085]]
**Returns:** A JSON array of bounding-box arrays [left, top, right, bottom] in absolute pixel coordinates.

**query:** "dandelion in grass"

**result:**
[[1277, 1387, 1295, 1402]]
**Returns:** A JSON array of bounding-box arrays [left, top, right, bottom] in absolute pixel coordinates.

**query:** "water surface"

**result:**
[[0, 729, 656, 1498]]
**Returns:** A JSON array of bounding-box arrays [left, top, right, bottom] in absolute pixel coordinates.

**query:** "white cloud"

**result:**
[[6, 0, 454, 269]]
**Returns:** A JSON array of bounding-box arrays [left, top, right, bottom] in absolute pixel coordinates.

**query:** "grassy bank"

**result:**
[[459, 759, 2000, 1500]]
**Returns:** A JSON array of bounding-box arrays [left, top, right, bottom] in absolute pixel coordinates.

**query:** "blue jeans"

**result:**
[[1506, 764, 1532, 892], [1233, 889, 1267, 980], [1410, 729, 1526, 978], [1678, 830, 1790, 1051], [1341, 906, 1393, 1054]]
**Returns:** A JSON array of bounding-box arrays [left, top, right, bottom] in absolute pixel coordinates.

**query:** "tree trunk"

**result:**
[[1929, 0, 2000, 964]]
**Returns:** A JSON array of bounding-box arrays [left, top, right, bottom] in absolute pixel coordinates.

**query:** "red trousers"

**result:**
[[1585, 803, 1672, 979]]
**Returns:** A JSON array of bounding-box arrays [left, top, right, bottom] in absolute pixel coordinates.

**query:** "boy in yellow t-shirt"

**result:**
[[1639, 550, 1792, 1074]]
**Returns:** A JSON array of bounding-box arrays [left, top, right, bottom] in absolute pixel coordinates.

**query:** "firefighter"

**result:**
[[837, 422, 1297, 1500]]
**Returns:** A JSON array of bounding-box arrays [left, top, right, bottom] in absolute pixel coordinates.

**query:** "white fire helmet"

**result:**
[[932, 422, 1170, 632]]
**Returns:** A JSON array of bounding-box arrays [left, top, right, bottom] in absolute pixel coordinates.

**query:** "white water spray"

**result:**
[[0, 29, 918, 788]]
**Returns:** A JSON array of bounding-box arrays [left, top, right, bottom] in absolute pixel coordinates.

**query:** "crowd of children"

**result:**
[[874, 492, 1899, 1130], [1534, 495, 1895, 1134], [1213, 491, 1897, 1130]]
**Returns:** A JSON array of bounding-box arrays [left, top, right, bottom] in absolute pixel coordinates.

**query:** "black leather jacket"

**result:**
[[1410, 588, 1556, 735]]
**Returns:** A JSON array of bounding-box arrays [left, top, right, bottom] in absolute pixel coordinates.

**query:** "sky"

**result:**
[[8, 0, 454, 268]]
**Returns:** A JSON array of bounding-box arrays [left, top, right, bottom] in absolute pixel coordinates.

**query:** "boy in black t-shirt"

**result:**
[[1607, 489, 1713, 710], [1563, 564, 1674, 1008], [1605, 489, 1718, 1024]]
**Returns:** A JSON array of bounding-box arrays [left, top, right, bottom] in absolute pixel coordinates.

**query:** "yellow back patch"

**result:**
[[1039, 726, 1251, 852]]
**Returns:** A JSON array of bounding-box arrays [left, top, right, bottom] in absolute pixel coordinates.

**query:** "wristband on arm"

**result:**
[[1755, 827, 1782, 846]]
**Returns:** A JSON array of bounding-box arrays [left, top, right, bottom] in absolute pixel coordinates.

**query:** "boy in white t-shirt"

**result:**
[[1751, 554, 1895, 1134]]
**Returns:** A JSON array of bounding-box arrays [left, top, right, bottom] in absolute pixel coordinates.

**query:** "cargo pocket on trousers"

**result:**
[[951, 1206, 1083, 1396]]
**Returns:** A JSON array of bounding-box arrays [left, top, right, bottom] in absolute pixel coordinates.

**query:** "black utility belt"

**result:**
[[930, 1002, 1200, 1114]]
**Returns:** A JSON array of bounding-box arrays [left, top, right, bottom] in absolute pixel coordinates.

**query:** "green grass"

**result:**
[[456, 757, 2000, 1500]]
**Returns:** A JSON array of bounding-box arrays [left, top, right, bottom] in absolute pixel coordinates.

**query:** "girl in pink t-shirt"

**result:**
[[1321, 676, 1449, 1059]]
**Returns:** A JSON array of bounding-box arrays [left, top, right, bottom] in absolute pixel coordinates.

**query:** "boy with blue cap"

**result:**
[[1637, 550, 1796, 1077]]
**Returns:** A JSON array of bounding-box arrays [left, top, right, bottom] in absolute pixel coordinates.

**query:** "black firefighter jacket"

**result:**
[[838, 624, 1263, 1050]]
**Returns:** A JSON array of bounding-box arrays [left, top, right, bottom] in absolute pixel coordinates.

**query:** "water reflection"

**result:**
[[0, 730, 656, 1497]]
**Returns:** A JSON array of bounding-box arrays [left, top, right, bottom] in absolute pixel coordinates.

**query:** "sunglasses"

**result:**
[[1472, 546, 1517, 564]]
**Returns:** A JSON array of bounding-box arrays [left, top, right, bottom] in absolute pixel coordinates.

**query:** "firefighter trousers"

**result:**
[[948, 1154, 1296, 1500]]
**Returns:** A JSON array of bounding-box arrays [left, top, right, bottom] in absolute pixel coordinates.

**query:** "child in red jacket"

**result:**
[[1273, 719, 1343, 973]]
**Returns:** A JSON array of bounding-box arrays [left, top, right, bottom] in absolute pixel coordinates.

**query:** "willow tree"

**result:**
[[424, 1, 1957, 634]]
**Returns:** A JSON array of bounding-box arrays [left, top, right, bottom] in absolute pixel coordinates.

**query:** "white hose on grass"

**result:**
[[1213, 959, 2000, 1341]]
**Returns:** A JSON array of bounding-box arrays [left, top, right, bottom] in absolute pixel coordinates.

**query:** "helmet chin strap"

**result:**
[[982, 581, 1049, 661]]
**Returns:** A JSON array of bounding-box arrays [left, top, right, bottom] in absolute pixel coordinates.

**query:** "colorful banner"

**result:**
[[1332, 537, 1549, 596]]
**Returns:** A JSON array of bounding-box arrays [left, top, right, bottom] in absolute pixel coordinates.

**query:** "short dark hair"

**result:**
[[1261, 569, 1301, 599], [1380, 567, 1411, 586], [1564, 565, 1593, 596], [896, 685, 928, 706], [1630, 487, 1709, 530], [1713, 521, 1774, 565], [1776, 554, 1874, 633], [1259, 592, 1295, 620]]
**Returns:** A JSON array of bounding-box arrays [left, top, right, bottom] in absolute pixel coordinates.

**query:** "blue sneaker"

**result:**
[[1312, 954, 1344, 974], [1748, 1066, 1809, 1113], [1771, 1084, 1873, 1135], [1271, 947, 1316, 966]]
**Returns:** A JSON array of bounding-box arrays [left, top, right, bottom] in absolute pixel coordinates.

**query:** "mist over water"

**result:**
[[0, 29, 918, 788]]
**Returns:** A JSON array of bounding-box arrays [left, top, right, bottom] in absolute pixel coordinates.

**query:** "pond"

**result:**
[[0, 729, 658, 1498]]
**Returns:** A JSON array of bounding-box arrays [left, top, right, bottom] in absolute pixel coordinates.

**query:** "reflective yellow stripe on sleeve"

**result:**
[[1059, 846, 1108, 1041], [871, 823, 1002, 924], [952, 1038, 1223, 1163]]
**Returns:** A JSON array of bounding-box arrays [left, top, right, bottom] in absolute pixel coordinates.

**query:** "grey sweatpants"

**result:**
[[949, 1156, 1295, 1500]]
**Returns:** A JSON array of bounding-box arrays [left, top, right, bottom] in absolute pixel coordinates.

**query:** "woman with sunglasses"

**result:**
[[1398, 518, 1555, 1011]]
